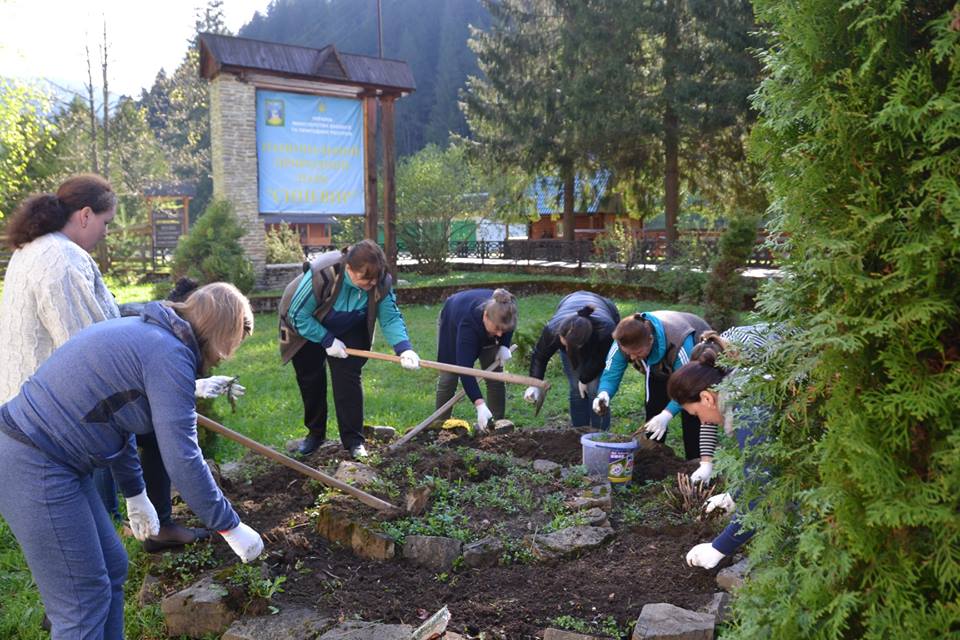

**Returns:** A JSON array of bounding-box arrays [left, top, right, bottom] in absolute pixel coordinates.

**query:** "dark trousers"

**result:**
[[646, 369, 701, 460], [435, 342, 505, 420], [93, 433, 173, 524], [292, 323, 370, 450]]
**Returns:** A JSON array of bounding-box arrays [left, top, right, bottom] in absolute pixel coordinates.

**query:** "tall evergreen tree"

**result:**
[[725, 3, 960, 638]]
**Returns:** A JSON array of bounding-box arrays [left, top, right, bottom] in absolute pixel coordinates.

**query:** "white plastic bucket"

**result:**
[[580, 433, 639, 484]]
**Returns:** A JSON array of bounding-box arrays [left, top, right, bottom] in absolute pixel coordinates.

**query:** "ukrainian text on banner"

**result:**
[[256, 90, 365, 215]]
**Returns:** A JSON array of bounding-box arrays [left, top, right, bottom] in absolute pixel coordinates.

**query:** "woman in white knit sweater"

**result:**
[[0, 174, 220, 553]]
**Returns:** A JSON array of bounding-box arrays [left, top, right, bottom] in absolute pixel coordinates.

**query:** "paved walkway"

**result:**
[[397, 256, 780, 279]]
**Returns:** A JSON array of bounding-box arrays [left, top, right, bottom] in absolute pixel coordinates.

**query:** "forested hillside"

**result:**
[[239, 0, 490, 157]]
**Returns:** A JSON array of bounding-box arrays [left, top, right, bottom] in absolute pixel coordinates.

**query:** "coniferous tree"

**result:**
[[725, 3, 960, 638]]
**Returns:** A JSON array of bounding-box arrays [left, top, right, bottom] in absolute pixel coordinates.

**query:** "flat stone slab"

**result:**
[[526, 525, 614, 560], [403, 535, 463, 571], [317, 620, 414, 639], [333, 461, 380, 488], [580, 507, 610, 527], [533, 459, 562, 474], [463, 536, 503, 568], [362, 425, 398, 441], [411, 605, 451, 640], [698, 592, 730, 625], [314, 502, 395, 561], [543, 628, 613, 640], [221, 607, 334, 640], [405, 484, 433, 515], [632, 603, 714, 640], [161, 574, 235, 638], [717, 557, 749, 591]]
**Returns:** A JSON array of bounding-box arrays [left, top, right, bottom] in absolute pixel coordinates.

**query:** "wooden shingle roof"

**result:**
[[198, 33, 415, 95]]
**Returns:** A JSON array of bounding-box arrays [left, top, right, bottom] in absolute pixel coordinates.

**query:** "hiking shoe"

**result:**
[[349, 444, 369, 459], [298, 432, 325, 456]]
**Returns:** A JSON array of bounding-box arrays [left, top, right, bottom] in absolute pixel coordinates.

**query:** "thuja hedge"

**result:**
[[726, 2, 960, 639]]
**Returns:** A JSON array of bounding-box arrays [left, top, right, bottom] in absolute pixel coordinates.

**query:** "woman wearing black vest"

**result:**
[[523, 291, 619, 429], [278, 241, 419, 458]]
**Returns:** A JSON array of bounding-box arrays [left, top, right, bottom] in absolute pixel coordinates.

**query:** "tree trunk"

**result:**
[[561, 161, 575, 245], [85, 45, 99, 174], [101, 22, 110, 181], [662, 0, 680, 256]]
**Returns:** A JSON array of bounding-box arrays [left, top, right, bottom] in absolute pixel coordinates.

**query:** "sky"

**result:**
[[0, 0, 272, 100]]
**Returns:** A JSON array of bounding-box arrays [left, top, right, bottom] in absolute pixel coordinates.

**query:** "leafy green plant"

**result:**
[[169, 199, 255, 292], [264, 223, 304, 264], [156, 543, 218, 585], [550, 614, 626, 638], [726, 2, 960, 638], [226, 563, 287, 600]]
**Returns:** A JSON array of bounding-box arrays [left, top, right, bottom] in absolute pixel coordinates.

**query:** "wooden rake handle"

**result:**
[[197, 414, 399, 513], [344, 347, 549, 390]]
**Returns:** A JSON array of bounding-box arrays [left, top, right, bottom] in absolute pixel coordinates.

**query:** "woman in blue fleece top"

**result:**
[[435, 288, 518, 432], [278, 240, 418, 458], [594, 311, 710, 460], [667, 327, 777, 569], [0, 283, 263, 640]]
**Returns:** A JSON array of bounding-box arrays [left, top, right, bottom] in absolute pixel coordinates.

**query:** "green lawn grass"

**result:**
[[207, 293, 707, 460]]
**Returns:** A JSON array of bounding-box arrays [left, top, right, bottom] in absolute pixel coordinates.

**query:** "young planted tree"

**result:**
[[171, 199, 254, 292], [726, 3, 960, 638]]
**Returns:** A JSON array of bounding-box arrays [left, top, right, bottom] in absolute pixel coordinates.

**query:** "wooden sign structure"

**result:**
[[144, 183, 195, 270], [199, 33, 416, 276]]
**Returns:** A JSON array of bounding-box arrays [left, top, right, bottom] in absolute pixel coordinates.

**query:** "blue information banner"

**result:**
[[256, 90, 365, 215]]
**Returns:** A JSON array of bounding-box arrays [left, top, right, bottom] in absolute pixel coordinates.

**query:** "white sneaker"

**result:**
[[349, 444, 368, 459]]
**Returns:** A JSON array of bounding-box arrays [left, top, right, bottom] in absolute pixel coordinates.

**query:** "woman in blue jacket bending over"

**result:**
[[0, 283, 263, 640], [594, 311, 710, 460], [436, 288, 518, 433], [523, 291, 619, 429]]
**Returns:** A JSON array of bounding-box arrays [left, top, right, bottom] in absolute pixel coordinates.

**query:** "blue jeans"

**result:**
[[560, 351, 610, 430], [0, 431, 128, 640], [93, 432, 174, 525]]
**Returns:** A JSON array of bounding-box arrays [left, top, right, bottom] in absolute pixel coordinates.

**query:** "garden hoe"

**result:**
[[344, 347, 551, 415], [196, 414, 400, 514], [387, 345, 517, 453]]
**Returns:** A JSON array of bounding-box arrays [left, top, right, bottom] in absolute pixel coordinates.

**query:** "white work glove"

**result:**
[[399, 349, 420, 370], [686, 542, 727, 569], [577, 381, 589, 399], [325, 338, 348, 358], [690, 461, 714, 485], [195, 375, 235, 399], [592, 391, 610, 415], [704, 492, 736, 515], [475, 402, 494, 433], [125, 490, 160, 542], [522, 386, 541, 404], [220, 522, 264, 563], [644, 409, 673, 440], [496, 345, 512, 367], [227, 379, 246, 401]]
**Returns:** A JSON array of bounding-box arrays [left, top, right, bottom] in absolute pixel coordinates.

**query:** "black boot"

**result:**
[[298, 432, 325, 455]]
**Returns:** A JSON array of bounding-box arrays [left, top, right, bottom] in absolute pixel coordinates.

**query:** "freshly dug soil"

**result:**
[[179, 429, 722, 639]]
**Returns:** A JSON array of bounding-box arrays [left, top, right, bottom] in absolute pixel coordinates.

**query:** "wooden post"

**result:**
[[181, 196, 190, 234], [363, 95, 379, 241], [381, 95, 397, 276]]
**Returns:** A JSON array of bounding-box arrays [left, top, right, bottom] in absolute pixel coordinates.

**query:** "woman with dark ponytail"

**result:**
[[435, 288, 518, 433], [523, 291, 619, 429], [667, 324, 778, 569], [0, 175, 237, 557]]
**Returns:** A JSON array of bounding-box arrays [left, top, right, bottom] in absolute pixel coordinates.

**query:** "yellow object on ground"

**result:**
[[440, 418, 472, 434]]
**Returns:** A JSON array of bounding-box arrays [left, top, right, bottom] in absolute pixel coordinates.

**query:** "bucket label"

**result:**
[[608, 449, 635, 484]]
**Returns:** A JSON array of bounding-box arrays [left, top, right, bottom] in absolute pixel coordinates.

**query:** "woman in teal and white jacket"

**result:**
[[593, 311, 710, 460]]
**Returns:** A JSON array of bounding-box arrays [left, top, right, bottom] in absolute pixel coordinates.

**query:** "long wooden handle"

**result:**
[[386, 345, 518, 453], [344, 347, 549, 389], [197, 414, 399, 513]]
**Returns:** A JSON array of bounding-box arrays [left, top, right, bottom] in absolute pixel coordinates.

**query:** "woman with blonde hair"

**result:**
[[0, 282, 262, 639], [435, 288, 518, 432]]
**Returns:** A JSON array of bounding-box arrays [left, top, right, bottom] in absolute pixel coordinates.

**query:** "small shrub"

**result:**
[[703, 213, 759, 331], [169, 199, 255, 292], [265, 223, 304, 264]]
